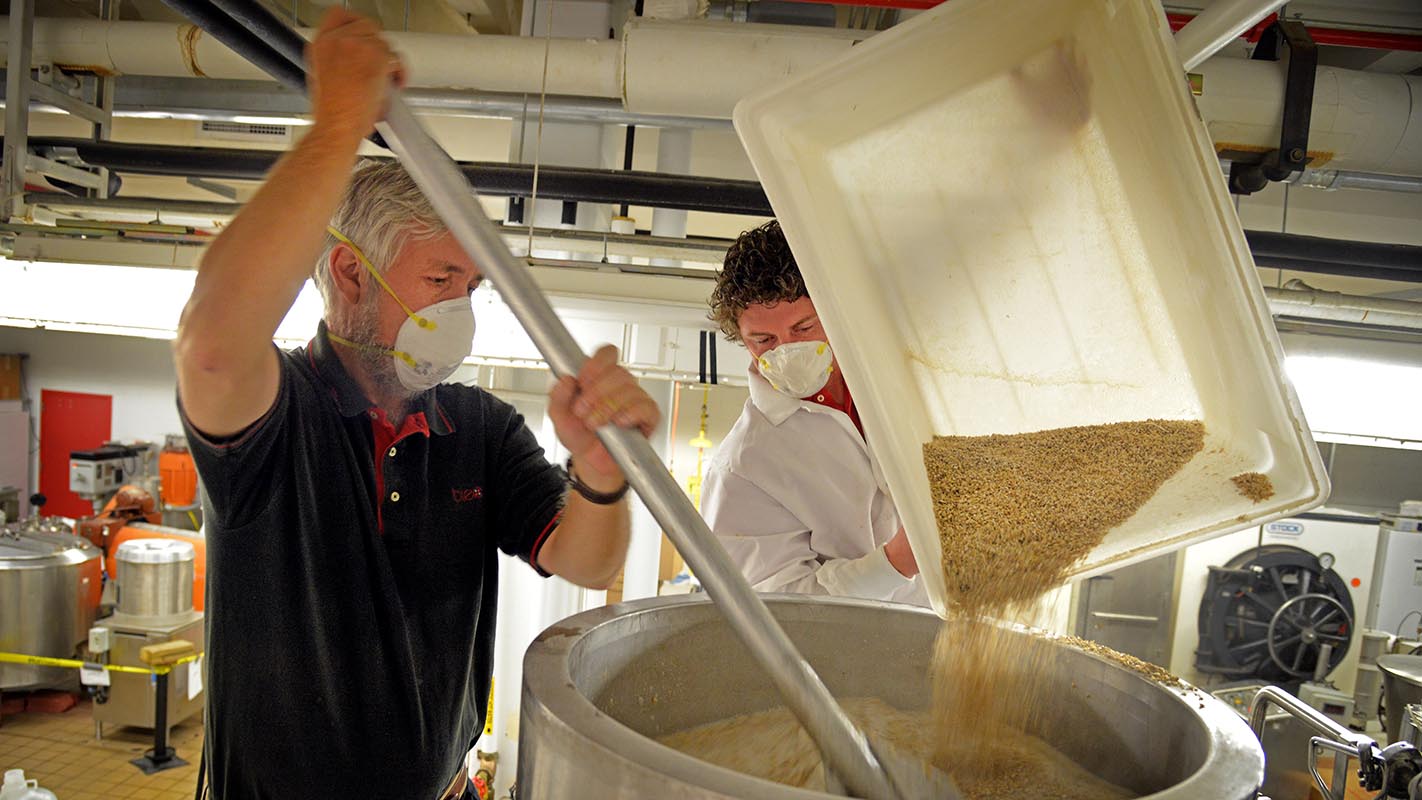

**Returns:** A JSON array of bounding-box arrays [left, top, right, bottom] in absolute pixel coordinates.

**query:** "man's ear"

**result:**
[[328, 244, 365, 307]]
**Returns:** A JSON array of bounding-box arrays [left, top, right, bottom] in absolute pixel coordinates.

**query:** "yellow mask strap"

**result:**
[[326, 227, 435, 331], [326, 331, 421, 370]]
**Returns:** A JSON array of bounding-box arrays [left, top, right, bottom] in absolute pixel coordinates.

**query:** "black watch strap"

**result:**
[[565, 457, 630, 505]]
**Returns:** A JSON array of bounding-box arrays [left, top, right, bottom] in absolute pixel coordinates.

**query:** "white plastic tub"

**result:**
[[733, 0, 1329, 617]]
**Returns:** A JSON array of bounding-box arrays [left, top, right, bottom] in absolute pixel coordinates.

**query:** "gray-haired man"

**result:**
[[173, 8, 659, 798]]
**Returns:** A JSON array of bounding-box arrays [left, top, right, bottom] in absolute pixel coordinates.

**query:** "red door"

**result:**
[[39, 389, 112, 518]]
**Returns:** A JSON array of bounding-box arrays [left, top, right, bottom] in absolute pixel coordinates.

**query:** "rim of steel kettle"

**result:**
[[0, 532, 99, 565], [521, 594, 1266, 800]]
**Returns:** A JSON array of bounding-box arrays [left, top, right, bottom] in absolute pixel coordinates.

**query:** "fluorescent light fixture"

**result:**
[[13, 103, 314, 127], [230, 115, 314, 127], [38, 321, 179, 340], [1311, 431, 1422, 452], [1286, 355, 1422, 446], [0, 257, 745, 385]]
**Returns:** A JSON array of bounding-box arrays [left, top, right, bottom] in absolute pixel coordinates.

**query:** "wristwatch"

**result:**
[[565, 457, 630, 505]]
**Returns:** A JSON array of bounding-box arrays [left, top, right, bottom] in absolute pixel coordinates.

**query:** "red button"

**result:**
[[1351, 577, 1361, 587]]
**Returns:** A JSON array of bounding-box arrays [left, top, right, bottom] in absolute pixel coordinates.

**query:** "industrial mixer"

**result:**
[[519, 595, 1266, 799], [0, 525, 101, 690], [90, 538, 204, 738]]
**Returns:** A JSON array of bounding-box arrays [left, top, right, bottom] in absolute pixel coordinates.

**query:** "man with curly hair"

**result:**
[[701, 220, 925, 605]]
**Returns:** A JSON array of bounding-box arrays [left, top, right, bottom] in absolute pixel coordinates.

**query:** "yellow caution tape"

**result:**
[[485, 677, 494, 736], [0, 650, 197, 676]]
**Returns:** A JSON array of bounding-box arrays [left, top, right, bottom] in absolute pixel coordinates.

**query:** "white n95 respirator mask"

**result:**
[[325, 227, 475, 393], [757, 340, 834, 398]]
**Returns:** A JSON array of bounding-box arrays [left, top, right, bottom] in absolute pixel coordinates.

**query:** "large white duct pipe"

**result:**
[[621, 19, 863, 118], [650, 127, 692, 243], [0, 17, 860, 115], [3, 17, 1421, 176], [1195, 57, 1422, 176], [1, 17, 623, 97]]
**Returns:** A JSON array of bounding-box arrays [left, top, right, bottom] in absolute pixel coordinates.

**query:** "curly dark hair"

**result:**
[[709, 220, 807, 342]]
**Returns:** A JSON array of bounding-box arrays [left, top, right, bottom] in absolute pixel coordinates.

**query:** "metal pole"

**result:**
[[1175, 0, 1289, 70], [151, 671, 171, 763], [1293, 169, 1422, 194], [375, 99, 910, 800], [1251, 685, 1369, 745], [3, 0, 34, 221], [93, 0, 119, 142]]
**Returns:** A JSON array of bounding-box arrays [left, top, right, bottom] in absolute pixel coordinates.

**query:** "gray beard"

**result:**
[[340, 295, 414, 402]]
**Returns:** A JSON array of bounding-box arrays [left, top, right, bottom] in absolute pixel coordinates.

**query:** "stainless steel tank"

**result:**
[[0, 530, 102, 689], [1378, 655, 1422, 743], [519, 595, 1265, 799], [114, 538, 194, 618]]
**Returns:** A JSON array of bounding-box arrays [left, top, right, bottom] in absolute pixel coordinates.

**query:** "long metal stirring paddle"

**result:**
[[376, 98, 958, 800]]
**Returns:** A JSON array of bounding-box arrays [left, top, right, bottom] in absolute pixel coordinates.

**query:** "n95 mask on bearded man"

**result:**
[[390, 296, 476, 391], [757, 340, 834, 398], [325, 227, 477, 392]]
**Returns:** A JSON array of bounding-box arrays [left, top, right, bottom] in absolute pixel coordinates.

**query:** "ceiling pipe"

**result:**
[[16, 140, 1422, 284], [1192, 57, 1422, 176], [0, 76, 734, 130], [1265, 283, 1422, 331], [1173, 0, 1288, 71], [0, 16, 624, 98], [1290, 169, 1422, 194], [771, 0, 1422, 52], [12, 137, 776, 215], [1166, 13, 1422, 53], [5, 16, 1420, 175], [0, 16, 865, 119], [1246, 230, 1422, 284], [403, 90, 733, 130], [1166, 0, 1291, 69], [768, 1, 1422, 52]]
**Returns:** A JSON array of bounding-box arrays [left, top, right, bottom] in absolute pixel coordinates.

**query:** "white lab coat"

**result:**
[[701, 369, 929, 606]]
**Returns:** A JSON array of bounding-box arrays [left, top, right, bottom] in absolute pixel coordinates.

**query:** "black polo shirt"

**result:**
[[180, 322, 566, 800]]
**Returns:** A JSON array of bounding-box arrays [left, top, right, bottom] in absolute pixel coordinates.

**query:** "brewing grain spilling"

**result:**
[[923, 420, 1206, 614], [1231, 472, 1274, 503], [923, 419, 1203, 792]]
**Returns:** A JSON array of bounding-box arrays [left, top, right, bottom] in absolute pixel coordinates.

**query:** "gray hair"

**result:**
[[313, 159, 445, 307]]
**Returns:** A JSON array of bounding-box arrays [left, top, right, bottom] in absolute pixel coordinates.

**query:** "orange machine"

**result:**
[[75, 486, 160, 553], [159, 444, 198, 508]]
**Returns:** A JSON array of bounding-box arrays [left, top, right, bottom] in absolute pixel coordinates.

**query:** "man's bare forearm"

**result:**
[[537, 489, 632, 590], [174, 124, 364, 436]]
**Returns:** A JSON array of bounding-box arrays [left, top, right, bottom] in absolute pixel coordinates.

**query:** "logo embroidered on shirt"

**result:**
[[452, 487, 484, 503]]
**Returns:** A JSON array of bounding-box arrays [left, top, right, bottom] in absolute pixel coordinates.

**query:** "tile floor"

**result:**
[[0, 695, 203, 800]]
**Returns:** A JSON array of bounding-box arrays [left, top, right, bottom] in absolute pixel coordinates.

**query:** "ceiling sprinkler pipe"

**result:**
[[1291, 170, 1422, 194], [1265, 285, 1422, 331]]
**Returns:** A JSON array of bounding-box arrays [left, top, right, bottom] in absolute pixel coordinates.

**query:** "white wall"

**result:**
[[0, 327, 184, 500]]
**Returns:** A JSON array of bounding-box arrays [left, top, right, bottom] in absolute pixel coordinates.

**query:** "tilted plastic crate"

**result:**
[[733, 0, 1329, 617]]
